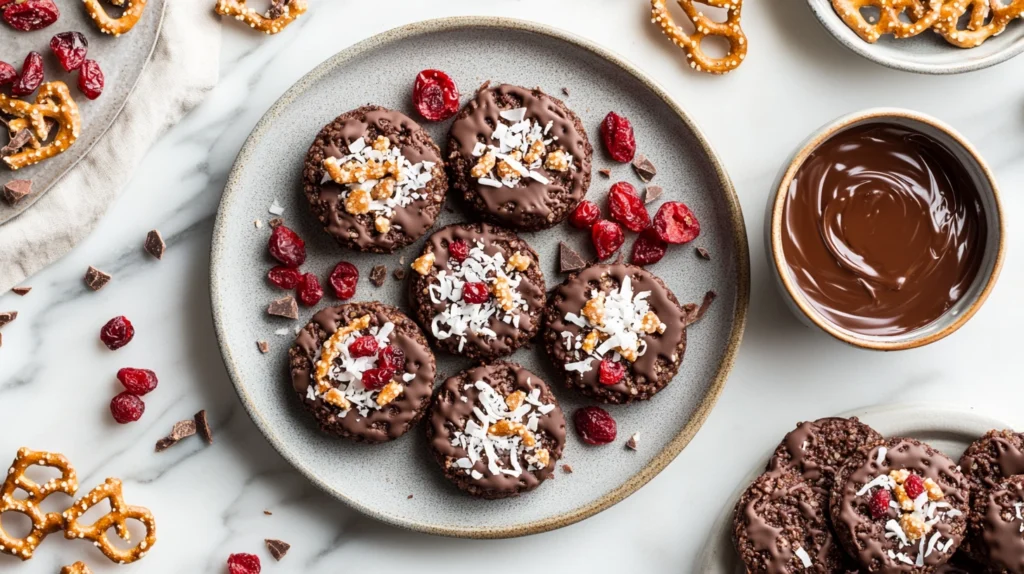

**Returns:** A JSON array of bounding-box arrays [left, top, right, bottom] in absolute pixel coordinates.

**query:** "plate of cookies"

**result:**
[[808, 0, 1024, 74], [701, 404, 1024, 572], [210, 17, 749, 537]]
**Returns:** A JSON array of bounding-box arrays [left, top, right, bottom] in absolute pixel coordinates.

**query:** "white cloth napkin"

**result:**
[[0, 0, 220, 292]]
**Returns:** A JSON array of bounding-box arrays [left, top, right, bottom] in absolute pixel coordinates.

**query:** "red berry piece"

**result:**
[[0, 61, 16, 86], [574, 406, 617, 445], [904, 474, 925, 500], [630, 228, 667, 266], [11, 51, 44, 97], [227, 553, 262, 574], [77, 59, 104, 100], [266, 265, 301, 290], [653, 201, 701, 244], [598, 359, 625, 386], [869, 489, 891, 520], [50, 31, 88, 72], [600, 111, 636, 163], [116, 367, 158, 396], [569, 200, 601, 229], [378, 344, 406, 372], [100, 315, 134, 350], [297, 273, 323, 307], [268, 225, 306, 268], [328, 261, 359, 300], [348, 335, 379, 358], [413, 69, 460, 122], [462, 282, 489, 304], [591, 220, 624, 260], [361, 367, 393, 392], [448, 239, 469, 262], [2, 0, 60, 32], [608, 182, 650, 232], [110, 392, 145, 424]]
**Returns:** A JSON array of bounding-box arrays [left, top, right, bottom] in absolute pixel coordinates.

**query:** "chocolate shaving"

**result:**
[[559, 242, 586, 274], [155, 420, 197, 452], [561, 87, 570, 96], [644, 185, 663, 204], [369, 265, 387, 287], [266, 0, 290, 19], [12, 287, 30, 296], [682, 290, 717, 327], [268, 217, 284, 228], [632, 154, 657, 182], [407, 494, 414, 499], [194, 410, 214, 444], [392, 267, 407, 281], [695, 246, 710, 260], [598, 168, 611, 178], [1, 130, 33, 158], [84, 267, 111, 291], [561, 464, 573, 474], [144, 230, 165, 259], [0, 311, 17, 329], [263, 510, 273, 516], [625, 432, 640, 451], [2, 179, 32, 205], [257, 340, 269, 354], [267, 296, 298, 319], [265, 539, 290, 561]]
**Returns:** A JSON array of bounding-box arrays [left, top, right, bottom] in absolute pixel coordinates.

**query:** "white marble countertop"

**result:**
[[2, 1, 1023, 572]]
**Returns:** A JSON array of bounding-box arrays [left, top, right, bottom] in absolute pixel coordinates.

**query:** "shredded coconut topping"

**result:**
[[794, 546, 812, 568], [471, 107, 575, 188], [861, 469, 958, 561], [310, 321, 399, 417]]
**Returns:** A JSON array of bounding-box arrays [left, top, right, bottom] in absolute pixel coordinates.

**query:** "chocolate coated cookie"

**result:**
[[768, 417, 884, 494], [968, 474, 1024, 574]]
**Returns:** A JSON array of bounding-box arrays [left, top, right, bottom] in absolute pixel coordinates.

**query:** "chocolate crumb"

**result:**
[[559, 242, 586, 274], [562, 464, 573, 474], [257, 340, 269, 354], [1, 130, 33, 158], [632, 154, 657, 182], [155, 420, 198, 452], [0, 311, 17, 329], [626, 432, 640, 451], [144, 230, 165, 260], [263, 510, 273, 516], [265, 539, 290, 561], [84, 266, 111, 291], [392, 268, 407, 281], [2, 179, 32, 205], [407, 494, 414, 499], [682, 290, 717, 327], [194, 410, 213, 444], [562, 87, 570, 96], [696, 246, 711, 260], [598, 168, 611, 178], [11, 287, 30, 296], [369, 265, 387, 287], [268, 217, 284, 228], [267, 0, 289, 19], [644, 185, 663, 204], [268, 296, 298, 319]]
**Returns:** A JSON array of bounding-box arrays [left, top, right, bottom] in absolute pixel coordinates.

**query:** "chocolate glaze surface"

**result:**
[[977, 475, 1024, 573], [782, 123, 986, 336]]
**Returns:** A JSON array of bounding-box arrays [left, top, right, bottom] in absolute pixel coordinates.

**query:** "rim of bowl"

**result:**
[[769, 108, 1006, 351]]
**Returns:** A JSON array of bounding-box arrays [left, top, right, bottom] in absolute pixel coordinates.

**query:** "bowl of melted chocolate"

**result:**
[[767, 109, 1005, 350]]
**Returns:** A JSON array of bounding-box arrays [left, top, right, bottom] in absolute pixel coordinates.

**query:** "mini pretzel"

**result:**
[[0, 448, 79, 561], [63, 478, 157, 565], [1, 82, 82, 171], [83, 0, 148, 36], [934, 0, 1024, 47], [650, 0, 747, 74], [61, 562, 93, 574], [214, 0, 308, 35]]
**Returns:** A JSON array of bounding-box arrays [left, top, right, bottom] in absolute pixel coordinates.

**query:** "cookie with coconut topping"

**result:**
[[408, 222, 546, 360], [732, 468, 846, 573], [426, 362, 566, 499], [447, 83, 592, 231], [830, 437, 970, 572], [767, 417, 884, 494], [302, 106, 449, 253], [542, 262, 687, 404], [288, 302, 435, 442], [967, 474, 1024, 573]]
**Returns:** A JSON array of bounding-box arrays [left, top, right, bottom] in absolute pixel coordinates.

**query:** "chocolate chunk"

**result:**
[[268, 217, 284, 228], [84, 266, 111, 291], [407, 494, 414, 499], [696, 246, 710, 260], [632, 154, 657, 182], [559, 242, 586, 273], [1, 130, 33, 158], [267, 0, 290, 19], [682, 290, 717, 327], [11, 287, 30, 296], [265, 539, 290, 561], [144, 230, 165, 259], [626, 432, 640, 451], [644, 185, 663, 204], [561, 87, 570, 96], [562, 464, 573, 474], [0, 311, 16, 328], [268, 296, 298, 319], [2, 179, 32, 205], [257, 340, 269, 354], [369, 265, 387, 287], [392, 267, 407, 281], [263, 510, 273, 516], [155, 420, 198, 452], [598, 168, 611, 178], [194, 410, 213, 444]]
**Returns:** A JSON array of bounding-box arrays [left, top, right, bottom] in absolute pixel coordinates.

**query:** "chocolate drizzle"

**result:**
[[964, 435, 1024, 490]]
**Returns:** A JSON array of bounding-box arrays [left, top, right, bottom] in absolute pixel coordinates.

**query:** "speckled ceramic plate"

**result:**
[[808, 0, 1024, 74], [211, 16, 749, 538], [0, 0, 166, 225], [699, 404, 1014, 572]]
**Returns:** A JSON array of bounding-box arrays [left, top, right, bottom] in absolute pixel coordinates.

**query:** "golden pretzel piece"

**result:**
[[214, 0, 308, 35], [1, 82, 82, 171], [832, 0, 949, 42], [0, 448, 79, 561], [61, 562, 93, 574], [63, 478, 157, 565], [934, 0, 1024, 47], [651, 0, 747, 74], [83, 0, 148, 36]]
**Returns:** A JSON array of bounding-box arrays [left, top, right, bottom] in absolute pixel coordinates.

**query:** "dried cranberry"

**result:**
[[0, 61, 16, 86], [297, 273, 323, 307], [2, 0, 60, 32], [11, 52, 44, 97], [462, 282, 489, 304], [77, 59, 104, 100], [110, 392, 145, 424], [598, 359, 625, 386], [608, 182, 650, 232], [569, 200, 601, 229], [268, 225, 306, 267], [413, 69, 460, 122], [328, 261, 359, 300], [869, 489, 891, 520], [574, 406, 617, 445], [361, 368, 393, 392], [50, 31, 88, 72], [630, 228, 667, 266], [227, 553, 262, 574], [266, 266, 301, 290], [591, 220, 624, 260], [904, 474, 925, 500], [378, 345, 406, 372], [448, 239, 469, 262], [653, 201, 700, 244], [116, 368, 158, 396], [100, 315, 134, 350], [600, 112, 636, 163], [348, 335, 379, 358]]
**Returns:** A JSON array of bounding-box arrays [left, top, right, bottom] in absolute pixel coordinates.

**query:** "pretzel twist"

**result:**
[[63, 478, 157, 565], [1, 82, 82, 171], [214, 0, 307, 35], [651, 0, 747, 74], [934, 0, 1024, 47], [83, 0, 148, 36], [0, 448, 79, 561]]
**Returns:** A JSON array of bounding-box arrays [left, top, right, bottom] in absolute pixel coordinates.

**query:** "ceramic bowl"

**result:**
[[765, 108, 1005, 351]]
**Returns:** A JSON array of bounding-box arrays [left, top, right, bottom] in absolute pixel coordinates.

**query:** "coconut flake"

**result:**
[[876, 446, 887, 465], [268, 200, 285, 215], [794, 547, 812, 568]]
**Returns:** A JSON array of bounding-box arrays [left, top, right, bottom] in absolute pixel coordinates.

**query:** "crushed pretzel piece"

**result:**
[[894, 484, 914, 511], [487, 420, 537, 446], [506, 251, 531, 272], [582, 293, 606, 326], [640, 311, 662, 334], [524, 139, 546, 164], [370, 178, 395, 200], [374, 216, 391, 234], [617, 345, 639, 363], [61, 562, 93, 574], [899, 512, 929, 542], [471, 152, 495, 178], [84, 0, 148, 36], [890, 469, 910, 484], [544, 149, 570, 171], [371, 135, 390, 152], [344, 188, 371, 215], [0, 82, 81, 170], [0, 448, 79, 560], [63, 478, 157, 565], [491, 276, 516, 312], [411, 252, 435, 276], [651, 0, 748, 74], [505, 390, 526, 411], [214, 0, 307, 35], [313, 315, 372, 394], [323, 388, 351, 410], [923, 477, 944, 501], [375, 380, 403, 406], [581, 330, 600, 354], [528, 448, 551, 468]]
